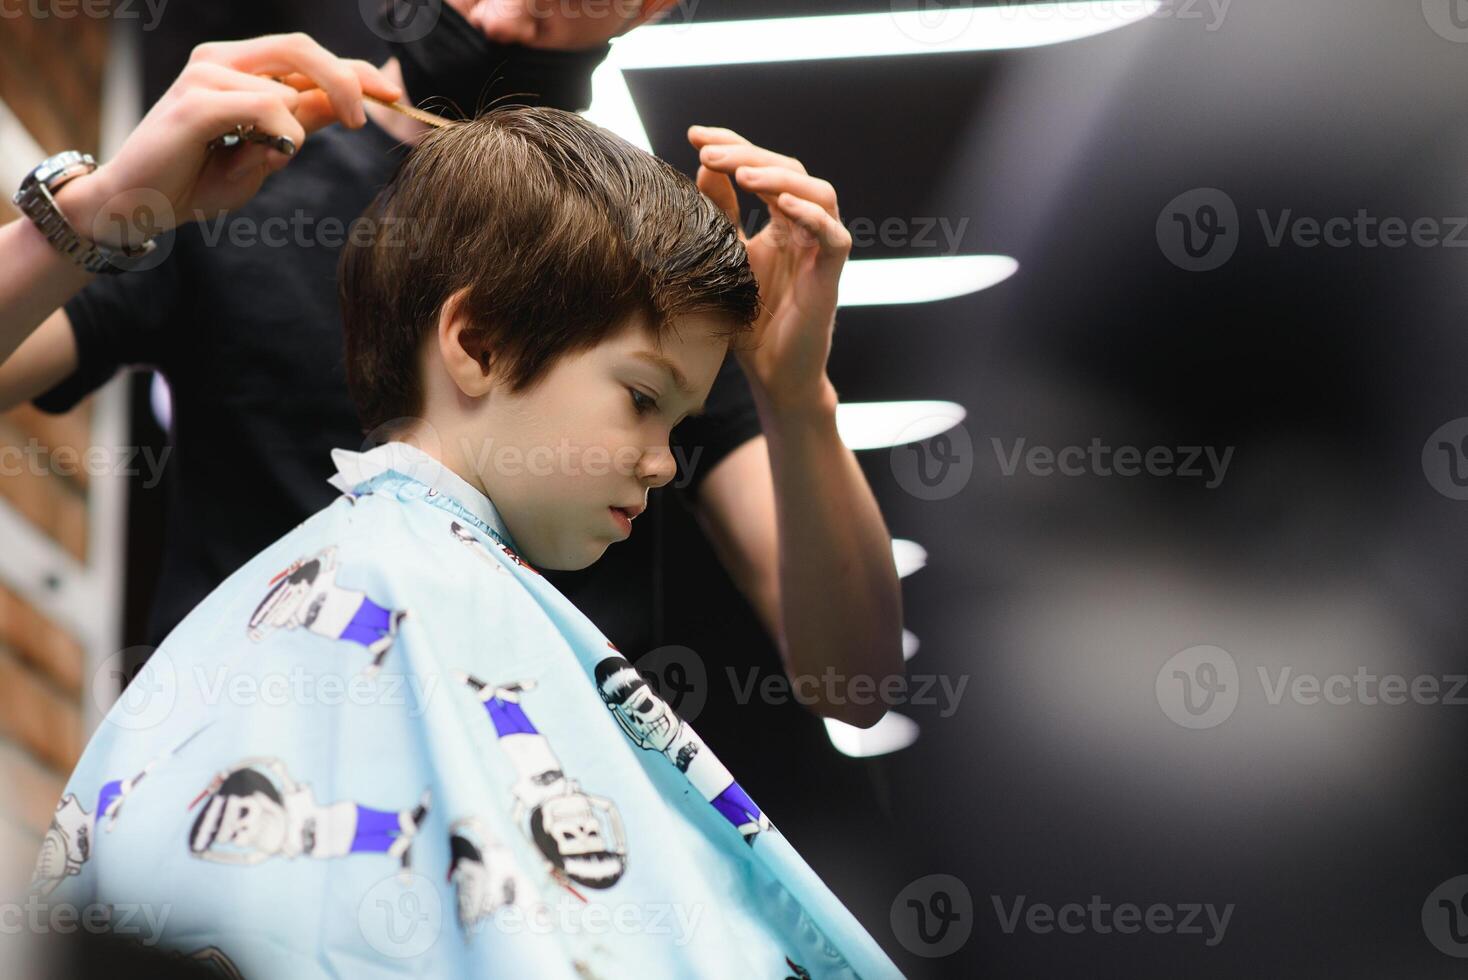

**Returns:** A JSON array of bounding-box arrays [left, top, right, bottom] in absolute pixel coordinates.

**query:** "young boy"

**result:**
[[34, 108, 899, 978]]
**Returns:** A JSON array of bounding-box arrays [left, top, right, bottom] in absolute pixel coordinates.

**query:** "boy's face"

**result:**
[[469, 313, 730, 571]]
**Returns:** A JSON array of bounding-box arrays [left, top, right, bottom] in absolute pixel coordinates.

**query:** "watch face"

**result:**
[[18, 150, 160, 275], [36, 150, 93, 187]]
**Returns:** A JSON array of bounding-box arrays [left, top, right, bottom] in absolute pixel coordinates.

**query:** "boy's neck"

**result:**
[[388, 428, 495, 504]]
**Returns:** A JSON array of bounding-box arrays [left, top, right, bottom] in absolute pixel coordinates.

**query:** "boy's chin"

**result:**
[[531, 539, 611, 573]]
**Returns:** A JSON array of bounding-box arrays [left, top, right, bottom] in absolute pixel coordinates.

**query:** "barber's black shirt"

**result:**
[[36, 119, 762, 653]]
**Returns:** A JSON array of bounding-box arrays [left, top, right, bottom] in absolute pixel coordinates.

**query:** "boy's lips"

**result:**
[[611, 502, 645, 520], [609, 506, 634, 538]]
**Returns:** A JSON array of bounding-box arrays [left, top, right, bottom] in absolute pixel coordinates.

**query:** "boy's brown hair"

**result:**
[[339, 107, 760, 433]]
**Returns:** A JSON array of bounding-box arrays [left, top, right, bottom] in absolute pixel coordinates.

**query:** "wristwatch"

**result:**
[[13, 150, 158, 274]]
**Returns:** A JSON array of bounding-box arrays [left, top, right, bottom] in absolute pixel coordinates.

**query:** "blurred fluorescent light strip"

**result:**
[[589, 1, 1162, 149], [588, 61, 652, 149], [840, 255, 1016, 307], [902, 629, 920, 661], [893, 539, 928, 579], [150, 371, 173, 433], [614, 2, 1163, 70], [825, 711, 920, 758], [836, 400, 966, 451]]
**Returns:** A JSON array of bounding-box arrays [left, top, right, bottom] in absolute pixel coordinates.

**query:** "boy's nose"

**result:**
[[636, 445, 678, 489]]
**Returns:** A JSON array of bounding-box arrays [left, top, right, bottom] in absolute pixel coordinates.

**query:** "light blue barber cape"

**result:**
[[32, 441, 900, 979]]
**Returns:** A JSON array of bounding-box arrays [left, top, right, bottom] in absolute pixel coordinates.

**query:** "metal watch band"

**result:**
[[13, 150, 159, 275]]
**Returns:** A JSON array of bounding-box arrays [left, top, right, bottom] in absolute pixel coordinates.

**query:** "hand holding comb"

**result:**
[[208, 74, 451, 154]]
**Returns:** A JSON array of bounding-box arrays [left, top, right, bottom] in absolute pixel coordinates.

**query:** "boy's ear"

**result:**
[[436, 286, 497, 398]]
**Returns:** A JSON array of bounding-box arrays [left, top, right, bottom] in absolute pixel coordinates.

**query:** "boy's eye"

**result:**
[[628, 388, 657, 416]]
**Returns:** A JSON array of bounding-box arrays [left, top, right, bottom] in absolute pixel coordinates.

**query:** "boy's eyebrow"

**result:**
[[630, 350, 707, 417]]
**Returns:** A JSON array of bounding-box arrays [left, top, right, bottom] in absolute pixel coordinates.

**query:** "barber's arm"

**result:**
[[687, 126, 905, 730], [0, 33, 400, 410]]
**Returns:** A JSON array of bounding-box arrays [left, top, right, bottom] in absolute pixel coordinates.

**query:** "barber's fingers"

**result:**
[[698, 141, 808, 177], [772, 192, 852, 270], [217, 143, 275, 182], [177, 90, 308, 176], [733, 167, 839, 220], [273, 59, 393, 96], [174, 61, 303, 108], [689, 125, 810, 175], [687, 125, 751, 150], [696, 165, 742, 232], [275, 59, 402, 104], [187, 34, 400, 128], [291, 89, 353, 136], [170, 61, 339, 143], [275, 62, 397, 134]]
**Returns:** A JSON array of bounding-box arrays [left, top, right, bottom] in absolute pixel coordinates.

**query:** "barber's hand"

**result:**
[[688, 126, 848, 416], [55, 34, 400, 250]]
